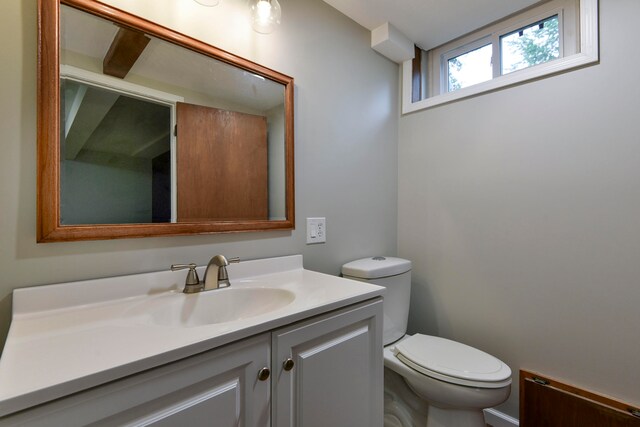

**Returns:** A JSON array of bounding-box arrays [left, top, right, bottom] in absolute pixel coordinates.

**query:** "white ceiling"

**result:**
[[322, 0, 542, 50]]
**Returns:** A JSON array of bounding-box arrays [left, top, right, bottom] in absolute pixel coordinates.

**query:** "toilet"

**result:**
[[342, 257, 512, 427]]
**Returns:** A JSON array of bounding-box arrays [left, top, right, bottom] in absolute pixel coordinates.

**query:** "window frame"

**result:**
[[402, 0, 598, 114]]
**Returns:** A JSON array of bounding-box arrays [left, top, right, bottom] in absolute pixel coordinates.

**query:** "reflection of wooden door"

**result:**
[[177, 102, 268, 221]]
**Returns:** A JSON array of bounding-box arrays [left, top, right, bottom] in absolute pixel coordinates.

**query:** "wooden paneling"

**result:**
[[520, 370, 640, 427], [176, 103, 268, 221]]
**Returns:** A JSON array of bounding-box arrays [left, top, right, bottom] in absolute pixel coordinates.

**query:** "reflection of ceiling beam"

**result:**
[[103, 27, 150, 79], [64, 82, 87, 138]]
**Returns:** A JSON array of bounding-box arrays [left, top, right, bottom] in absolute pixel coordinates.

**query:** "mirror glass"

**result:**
[[37, 0, 294, 241], [60, 4, 286, 224]]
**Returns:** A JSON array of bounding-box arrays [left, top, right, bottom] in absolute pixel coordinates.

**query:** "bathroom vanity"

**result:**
[[0, 255, 384, 426]]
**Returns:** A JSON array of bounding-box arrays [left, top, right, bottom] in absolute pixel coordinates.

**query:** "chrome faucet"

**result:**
[[203, 255, 240, 291]]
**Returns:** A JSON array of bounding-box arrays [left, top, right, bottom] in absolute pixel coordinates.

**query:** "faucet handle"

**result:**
[[216, 257, 240, 288], [171, 263, 202, 293]]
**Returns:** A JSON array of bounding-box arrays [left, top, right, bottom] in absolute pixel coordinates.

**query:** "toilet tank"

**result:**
[[342, 257, 412, 345]]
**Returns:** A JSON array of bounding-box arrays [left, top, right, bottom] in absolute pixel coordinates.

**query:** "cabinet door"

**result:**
[[272, 299, 383, 427], [2, 334, 271, 427]]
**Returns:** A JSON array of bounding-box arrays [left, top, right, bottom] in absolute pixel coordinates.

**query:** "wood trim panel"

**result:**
[[520, 370, 640, 427], [37, 0, 61, 242], [37, 221, 295, 243], [284, 72, 295, 228], [37, 0, 295, 242]]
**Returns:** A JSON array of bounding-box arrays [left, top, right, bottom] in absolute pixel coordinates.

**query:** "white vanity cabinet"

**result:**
[[272, 299, 383, 427], [1, 333, 272, 427], [0, 298, 382, 427]]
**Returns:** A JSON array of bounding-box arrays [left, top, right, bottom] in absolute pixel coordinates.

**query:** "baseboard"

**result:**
[[484, 408, 519, 427]]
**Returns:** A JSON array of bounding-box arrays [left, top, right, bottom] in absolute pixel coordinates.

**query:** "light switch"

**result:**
[[306, 217, 326, 244]]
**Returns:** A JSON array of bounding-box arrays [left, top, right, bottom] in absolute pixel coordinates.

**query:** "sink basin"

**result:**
[[136, 287, 296, 327]]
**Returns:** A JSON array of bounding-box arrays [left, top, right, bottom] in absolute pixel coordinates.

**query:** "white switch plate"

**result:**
[[306, 217, 326, 244]]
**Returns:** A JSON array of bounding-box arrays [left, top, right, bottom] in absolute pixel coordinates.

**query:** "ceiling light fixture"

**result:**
[[193, 0, 220, 6], [249, 0, 281, 34]]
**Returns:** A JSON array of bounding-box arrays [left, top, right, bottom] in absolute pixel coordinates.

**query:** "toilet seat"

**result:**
[[393, 334, 512, 389]]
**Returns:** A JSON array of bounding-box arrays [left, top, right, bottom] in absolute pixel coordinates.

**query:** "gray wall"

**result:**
[[398, 0, 640, 418], [0, 0, 398, 349], [61, 156, 153, 224]]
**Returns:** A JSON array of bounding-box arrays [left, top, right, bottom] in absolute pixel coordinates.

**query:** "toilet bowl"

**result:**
[[342, 257, 512, 427], [384, 334, 511, 427]]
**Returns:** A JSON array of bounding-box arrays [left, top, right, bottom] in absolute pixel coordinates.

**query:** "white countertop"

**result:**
[[0, 255, 384, 416]]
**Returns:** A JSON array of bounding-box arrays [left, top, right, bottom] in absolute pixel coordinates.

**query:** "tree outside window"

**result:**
[[501, 16, 560, 75]]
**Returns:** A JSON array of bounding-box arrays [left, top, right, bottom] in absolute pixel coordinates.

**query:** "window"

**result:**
[[501, 15, 560, 75], [435, 3, 571, 96], [441, 13, 562, 94], [445, 40, 493, 92], [402, 0, 599, 113]]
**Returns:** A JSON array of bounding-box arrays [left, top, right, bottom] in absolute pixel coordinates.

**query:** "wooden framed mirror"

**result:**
[[37, 0, 295, 242]]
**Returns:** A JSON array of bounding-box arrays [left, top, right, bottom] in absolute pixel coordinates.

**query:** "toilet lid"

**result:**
[[394, 334, 512, 388]]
